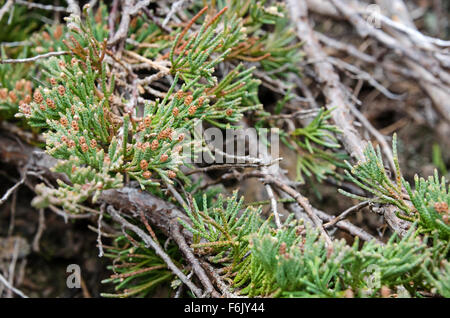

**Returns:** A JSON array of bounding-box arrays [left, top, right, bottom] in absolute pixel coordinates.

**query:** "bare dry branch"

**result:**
[[0, 272, 28, 298], [107, 205, 204, 298], [0, 0, 13, 22], [0, 51, 71, 64]]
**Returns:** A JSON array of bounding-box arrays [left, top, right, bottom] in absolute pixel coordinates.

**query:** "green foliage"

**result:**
[[5, 0, 447, 299], [257, 107, 347, 185], [178, 191, 268, 295], [178, 191, 261, 277], [181, 192, 450, 297], [251, 224, 445, 297], [169, 7, 240, 79], [432, 143, 448, 176], [125, 15, 170, 60], [13, 5, 271, 213], [404, 171, 450, 239], [203, 63, 262, 127], [101, 234, 180, 298], [168, 6, 263, 127], [0, 48, 34, 118], [217, 0, 303, 78], [340, 134, 450, 240], [0, 4, 41, 43], [291, 108, 341, 152], [30, 4, 109, 57], [422, 259, 450, 297], [31, 156, 123, 213], [290, 108, 345, 184]]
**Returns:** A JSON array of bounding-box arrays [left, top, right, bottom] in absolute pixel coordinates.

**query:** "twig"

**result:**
[[292, 76, 319, 109], [205, 143, 265, 165], [328, 56, 404, 101], [314, 207, 382, 244], [174, 271, 192, 298], [108, 0, 120, 41], [0, 51, 71, 64], [107, 205, 203, 298], [328, 0, 450, 87], [0, 175, 26, 207], [287, 0, 366, 160], [15, 259, 27, 292], [48, 205, 93, 221], [315, 32, 445, 88], [211, 169, 380, 243], [315, 32, 376, 64], [15, 0, 69, 13], [7, 190, 17, 236], [166, 183, 187, 208], [163, 0, 186, 27], [287, 0, 409, 237], [265, 183, 281, 229], [263, 174, 332, 247], [0, 272, 28, 298], [32, 209, 45, 253], [142, 7, 171, 33], [97, 204, 105, 257], [372, 0, 450, 123], [347, 101, 395, 172], [6, 239, 20, 298], [170, 221, 219, 298], [108, 0, 151, 47], [110, 265, 166, 279], [0, 0, 13, 22], [0, 40, 32, 47], [266, 108, 320, 120], [185, 160, 281, 175], [139, 209, 160, 245], [367, 6, 450, 48], [324, 201, 370, 228], [124, 50, 170, 73], [200, 261, 246, 298], [80, 275, 92, 298], [252, 69, 310, 104]]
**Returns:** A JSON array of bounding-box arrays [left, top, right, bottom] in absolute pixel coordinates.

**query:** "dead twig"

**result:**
[[287, 0, 409, 237], [108, 0, 151, 48], [97, 204, 106, 257], [0, 0, 13, 22], [107, 205, 204, 298], [0, 271, 28, 298], [262, 174, 333, 247], [324, 201, 370, 229], [0, 51, 71, 64], [287, 0, 366, 160], [0, 175, 26, 207], [15, 0, 70, 13], [32, 209, 45, 253], [170, 221, 220, 298], [265, 183, 282, 229]]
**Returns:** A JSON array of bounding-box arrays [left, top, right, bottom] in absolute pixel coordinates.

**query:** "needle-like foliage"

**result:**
[[340, 134, 450, 240], [180, 192, 449, 297]]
